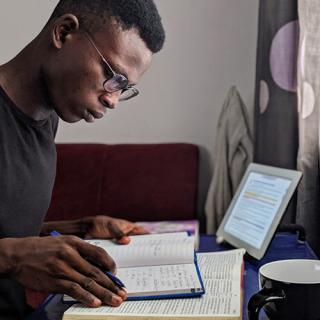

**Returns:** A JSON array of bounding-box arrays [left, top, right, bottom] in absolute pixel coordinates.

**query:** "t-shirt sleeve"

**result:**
[[51, 112, 59, 138]]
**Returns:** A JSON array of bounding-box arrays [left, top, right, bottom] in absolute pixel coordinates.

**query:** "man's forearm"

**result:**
[[40, 219, 86, 236], [0, 238, 18, 276]]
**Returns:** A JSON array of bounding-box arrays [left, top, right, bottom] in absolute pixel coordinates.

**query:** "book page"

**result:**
[[64, 249, 245, 318], [116, 263, 203, 296], [87, 233, 194, 268]]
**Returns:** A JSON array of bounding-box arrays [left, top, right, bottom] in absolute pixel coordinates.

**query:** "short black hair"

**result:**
[[49, 0, 165, 53]]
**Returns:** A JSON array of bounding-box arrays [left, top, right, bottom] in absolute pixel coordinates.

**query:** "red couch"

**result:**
[[27, 143, 199, 308], [46, 143, 199, 222]]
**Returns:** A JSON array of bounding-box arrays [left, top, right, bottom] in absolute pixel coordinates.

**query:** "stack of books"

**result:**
[[137, 219, 200, 249]]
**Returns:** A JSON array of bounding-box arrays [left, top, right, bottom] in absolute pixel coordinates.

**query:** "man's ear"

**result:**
[[52, 14, 80, 49]]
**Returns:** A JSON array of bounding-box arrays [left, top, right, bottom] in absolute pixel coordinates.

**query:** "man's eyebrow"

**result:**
[[113, 63, 128, 78]]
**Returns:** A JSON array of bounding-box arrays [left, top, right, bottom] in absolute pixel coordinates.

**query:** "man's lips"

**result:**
[[90, 110, 105, 119], [84, 109, 105, 123]]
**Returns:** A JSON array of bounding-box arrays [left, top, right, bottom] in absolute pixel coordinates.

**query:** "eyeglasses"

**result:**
[[84, 32, 139, 101]]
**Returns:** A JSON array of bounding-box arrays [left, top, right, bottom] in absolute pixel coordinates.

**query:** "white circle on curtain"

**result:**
[[270, 20, 299, 92], [302, 81, 315, 119], [259, 80, 269, 114], [300, 36, 306, 79]]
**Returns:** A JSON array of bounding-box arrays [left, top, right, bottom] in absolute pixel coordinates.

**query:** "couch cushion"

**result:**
[[45, 143, 199, 222]]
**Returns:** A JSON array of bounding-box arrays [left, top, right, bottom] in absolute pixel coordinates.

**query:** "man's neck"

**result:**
[[0, 41, 53, 121]]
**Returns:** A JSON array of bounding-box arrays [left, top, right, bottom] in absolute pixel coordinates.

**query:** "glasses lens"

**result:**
[[104, 74, 128, 92], [119, 87, 139, 101]]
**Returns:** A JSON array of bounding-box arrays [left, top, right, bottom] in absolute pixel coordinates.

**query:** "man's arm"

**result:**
[[0, 236, 126, 307], [41, 215, 148, 244], [41, 219, 85, 236]]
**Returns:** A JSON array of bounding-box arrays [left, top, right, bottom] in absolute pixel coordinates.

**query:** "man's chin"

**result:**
[[59, 116, 82, 123], [56, 110, 96, 124], [55, 111, 82, 123]]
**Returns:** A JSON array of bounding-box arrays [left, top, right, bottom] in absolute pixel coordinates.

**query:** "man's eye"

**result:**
[[100, 61, 113, 78], [104, 67, 113, 78]]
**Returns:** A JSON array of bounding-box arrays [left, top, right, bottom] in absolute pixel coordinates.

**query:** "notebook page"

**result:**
[[116, 263, 203, 296], [87, 232, 188, 248], [64, 249, 245, 318], [87, 233, 194, 268]]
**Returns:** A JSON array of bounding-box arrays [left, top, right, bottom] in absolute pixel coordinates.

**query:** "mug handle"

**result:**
[[247, 288, 286, 320]]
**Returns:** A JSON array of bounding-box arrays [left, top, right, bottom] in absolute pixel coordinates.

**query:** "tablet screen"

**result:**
[[216, 163, 302, 260], [224, 172, 291, 249]]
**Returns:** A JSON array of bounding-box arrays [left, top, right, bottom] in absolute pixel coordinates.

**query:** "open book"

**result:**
[[63, 249, 245, 320], [65, 232, 204, 301]]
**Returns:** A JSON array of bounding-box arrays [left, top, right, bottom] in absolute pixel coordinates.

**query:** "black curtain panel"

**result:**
[[254, 0, 299, 223], [296, 0, 320, 256]]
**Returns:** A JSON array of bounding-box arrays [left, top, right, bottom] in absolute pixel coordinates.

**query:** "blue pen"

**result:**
[[50, 230, 61, 237], [50, 230, 126, 288], [105, 271, 125, 288]]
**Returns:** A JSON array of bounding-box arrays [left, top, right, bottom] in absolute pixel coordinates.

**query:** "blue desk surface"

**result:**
[[199, 233, 318, 320], [28, 233, 317, 320]]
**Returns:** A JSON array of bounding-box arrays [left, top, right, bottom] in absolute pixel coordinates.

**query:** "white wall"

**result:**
[[0, 0, 259, 217]]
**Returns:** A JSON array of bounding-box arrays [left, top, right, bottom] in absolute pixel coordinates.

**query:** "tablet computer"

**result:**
[[216, 163, 302, 260]]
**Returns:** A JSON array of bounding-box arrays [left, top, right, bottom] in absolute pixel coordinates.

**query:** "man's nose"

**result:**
[[100, 91, 121, 109]]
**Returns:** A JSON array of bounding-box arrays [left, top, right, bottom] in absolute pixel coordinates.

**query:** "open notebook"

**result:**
[[62, 249, 245, 320], [64, 232, 205, 301]]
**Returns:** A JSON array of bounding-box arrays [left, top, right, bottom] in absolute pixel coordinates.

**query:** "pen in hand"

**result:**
[[105, 271, 126, 288], [50, 230, 126, 289]]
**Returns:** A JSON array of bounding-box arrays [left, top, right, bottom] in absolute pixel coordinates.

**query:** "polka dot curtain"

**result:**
[[296, 0, 320, 256], [254, 0, 299, 223]]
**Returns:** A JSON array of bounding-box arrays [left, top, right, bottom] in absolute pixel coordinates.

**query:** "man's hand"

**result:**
[[0, 236, 127, 307], [81, 216, 148, 244]]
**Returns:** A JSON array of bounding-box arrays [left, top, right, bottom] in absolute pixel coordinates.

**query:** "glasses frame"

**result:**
[[84, 32, 139, 101]]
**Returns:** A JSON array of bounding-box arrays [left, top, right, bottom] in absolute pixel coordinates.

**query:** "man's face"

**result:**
[[45, 21, 153, 123]]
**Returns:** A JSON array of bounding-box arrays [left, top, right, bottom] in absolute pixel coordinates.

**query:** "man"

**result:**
[[0, 0, 165, 318]]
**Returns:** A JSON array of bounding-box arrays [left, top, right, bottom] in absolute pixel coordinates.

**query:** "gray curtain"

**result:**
[[296, 0, 320, 255], [254, 0, 299, 224]]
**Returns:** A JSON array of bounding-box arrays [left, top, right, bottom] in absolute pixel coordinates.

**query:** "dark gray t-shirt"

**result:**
[[0, 86, 59, 319]]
